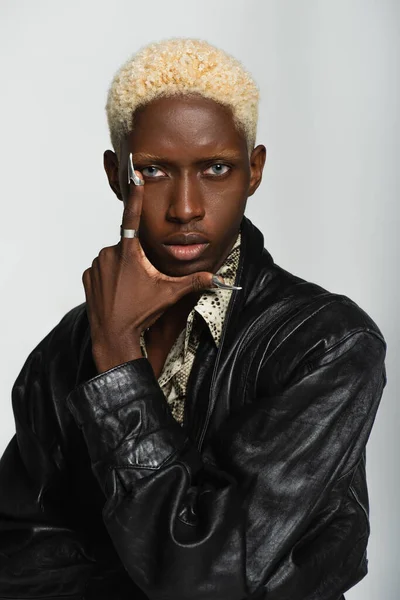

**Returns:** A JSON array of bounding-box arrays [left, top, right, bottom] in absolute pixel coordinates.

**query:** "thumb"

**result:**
[[175, 271, 225, 297]]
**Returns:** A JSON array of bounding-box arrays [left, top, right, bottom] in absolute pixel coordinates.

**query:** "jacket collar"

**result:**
[[220, 215, 273, 346]]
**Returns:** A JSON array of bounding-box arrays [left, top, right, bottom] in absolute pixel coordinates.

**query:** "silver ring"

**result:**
[[120, 226, 139, 239]]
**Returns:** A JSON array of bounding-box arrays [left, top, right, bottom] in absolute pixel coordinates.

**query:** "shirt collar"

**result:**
[[185, 230, 242, 354], [140, 229, 242, 361]]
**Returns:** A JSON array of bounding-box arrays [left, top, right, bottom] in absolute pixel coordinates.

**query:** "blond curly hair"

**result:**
[[106, 38, 259, 156]]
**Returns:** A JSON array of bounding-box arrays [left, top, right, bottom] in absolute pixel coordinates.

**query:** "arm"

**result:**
[[0, 315, 96, 598], [67, 329, 386, 600]]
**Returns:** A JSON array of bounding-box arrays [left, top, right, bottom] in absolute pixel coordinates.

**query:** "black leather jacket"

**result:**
[[0, 216, 386, 600]]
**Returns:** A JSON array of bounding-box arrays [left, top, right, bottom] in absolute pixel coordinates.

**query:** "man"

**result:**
[[0, 38, 386, 600]]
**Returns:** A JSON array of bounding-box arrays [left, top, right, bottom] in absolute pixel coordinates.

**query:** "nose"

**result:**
[[166, 172, 205, 224]]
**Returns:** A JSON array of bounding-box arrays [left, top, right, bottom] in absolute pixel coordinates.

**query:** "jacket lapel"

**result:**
[[184, 216, 274, 450]]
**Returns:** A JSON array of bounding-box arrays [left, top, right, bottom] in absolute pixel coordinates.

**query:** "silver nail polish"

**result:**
[[128, 152, 145, 186]]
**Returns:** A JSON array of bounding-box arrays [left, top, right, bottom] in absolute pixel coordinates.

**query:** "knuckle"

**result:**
[[123, 206, 141, 221], [120, 247, 135, 265], [120, 253, 130, 267], [192, 274, 203, 292], [98, 245, 115, 259], [82, 268, 90, 284]]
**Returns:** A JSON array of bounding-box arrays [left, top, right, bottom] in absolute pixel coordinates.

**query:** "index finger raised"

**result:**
[[120, 152, 145, 246]]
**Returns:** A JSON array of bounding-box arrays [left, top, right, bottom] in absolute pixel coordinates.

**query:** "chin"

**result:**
[[142, 242, 214, 278], [156, 258, 211, 278]]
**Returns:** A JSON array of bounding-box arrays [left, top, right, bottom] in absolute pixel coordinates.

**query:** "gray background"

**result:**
[[0, 0, 398, 597]]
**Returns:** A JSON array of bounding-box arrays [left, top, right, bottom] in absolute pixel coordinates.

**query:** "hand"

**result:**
[[82, 164, 219, 373]]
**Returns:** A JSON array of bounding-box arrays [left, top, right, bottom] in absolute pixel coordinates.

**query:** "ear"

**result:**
[[104, 149, 123, 201], [248, 144, 267, 197]]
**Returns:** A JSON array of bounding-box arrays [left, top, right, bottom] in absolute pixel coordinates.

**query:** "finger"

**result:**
[[82, 267, 91, 289], [121, 152, 145, 252], [81, 268, 93, 313], [172, 271, 241, 302], [171, 271, 217, 297]]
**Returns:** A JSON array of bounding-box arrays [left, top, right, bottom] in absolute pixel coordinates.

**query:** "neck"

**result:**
[[150, 291, 201, 339]]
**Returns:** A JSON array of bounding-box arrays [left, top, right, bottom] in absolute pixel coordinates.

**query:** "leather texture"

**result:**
[[0, 216, 386, 599]]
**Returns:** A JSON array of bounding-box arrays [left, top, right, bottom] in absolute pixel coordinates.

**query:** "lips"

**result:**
[[162, 232, 210, 261], [162, 243, 209, 261], [163, 232, 210, 245]]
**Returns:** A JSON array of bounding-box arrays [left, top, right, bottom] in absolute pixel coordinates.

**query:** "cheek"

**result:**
[[205, 187, 247, 222], [201, 172, 247, 205], [140, 190, 168, 222]]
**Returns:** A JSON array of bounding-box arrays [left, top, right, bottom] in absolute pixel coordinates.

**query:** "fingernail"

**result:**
[[211, 274, 242, 290], [128, 153, 145, 186]]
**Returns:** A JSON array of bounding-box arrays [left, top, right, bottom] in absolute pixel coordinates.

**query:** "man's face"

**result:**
[[104, 94, 266, 277]]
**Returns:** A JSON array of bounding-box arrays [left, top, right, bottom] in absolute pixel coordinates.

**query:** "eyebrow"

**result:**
[[131, 151, 242, 164]]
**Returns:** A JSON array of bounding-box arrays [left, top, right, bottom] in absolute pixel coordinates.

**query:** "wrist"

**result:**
[[92, 335, 143, 374]]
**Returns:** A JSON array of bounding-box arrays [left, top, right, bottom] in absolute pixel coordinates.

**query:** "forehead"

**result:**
[[127, 94, 247, 157]]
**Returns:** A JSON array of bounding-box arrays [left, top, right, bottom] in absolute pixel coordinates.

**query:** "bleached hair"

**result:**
[[106, 38, 259, 156]]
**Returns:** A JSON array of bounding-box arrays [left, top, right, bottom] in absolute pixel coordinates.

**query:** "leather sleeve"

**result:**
[[0, 316, 95, 599], [67, 329, 387, 600]]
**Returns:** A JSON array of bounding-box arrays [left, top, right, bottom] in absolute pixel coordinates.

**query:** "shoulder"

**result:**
[[253, 254, 384, 341], [249, 260, 386, 387], [10, 303, 90, 456], [14, 302, 89, 391], [47, 302, 89, 356], [241, 217, 384, 345], [35, 302, 88, 360]]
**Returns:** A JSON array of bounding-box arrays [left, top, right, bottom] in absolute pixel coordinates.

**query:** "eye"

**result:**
[[204, 164, 231, 176], [141, 166, 167, 178]]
